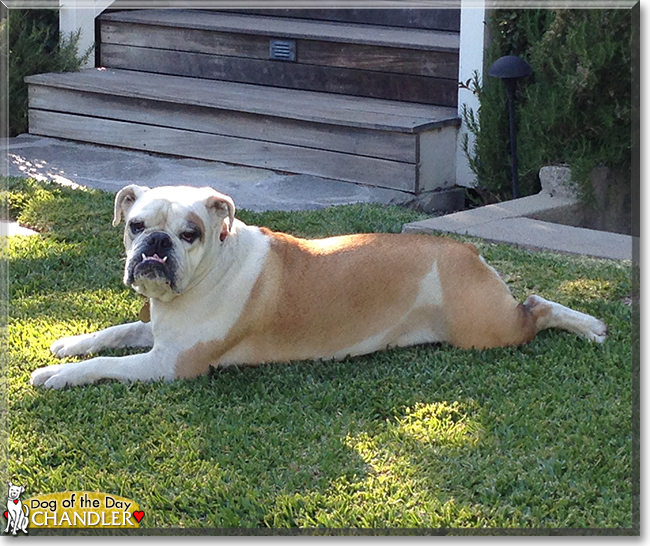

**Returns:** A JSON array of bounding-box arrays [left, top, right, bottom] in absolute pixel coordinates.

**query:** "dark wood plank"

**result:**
[[299, 41, 458, 80], [102, 21, 459, 80], [216, 8, 461, 32], [101, 21, 271, 60], [29, 110, 417, 191], [101, 43, 458, 107], [26, 69, 460, 132], [99, 10, 460, 52], [29, 85, 417, 162]]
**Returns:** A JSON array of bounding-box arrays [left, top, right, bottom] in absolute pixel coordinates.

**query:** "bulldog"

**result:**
[[31, 185, 608, 389]]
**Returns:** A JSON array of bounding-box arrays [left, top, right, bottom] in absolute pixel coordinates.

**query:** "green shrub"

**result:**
[[1, 9, 93, 136], [463, 9, 632, 203]]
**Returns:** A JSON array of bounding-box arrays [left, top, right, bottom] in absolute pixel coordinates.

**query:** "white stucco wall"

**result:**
[[456, 0, 486, 188], [59, 0, 113, 67]]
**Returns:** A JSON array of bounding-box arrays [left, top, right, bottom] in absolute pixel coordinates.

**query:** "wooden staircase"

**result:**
[[27, 8, 462, 197]]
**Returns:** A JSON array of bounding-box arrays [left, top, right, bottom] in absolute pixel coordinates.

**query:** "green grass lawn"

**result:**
[[2, 177, 636, 531]]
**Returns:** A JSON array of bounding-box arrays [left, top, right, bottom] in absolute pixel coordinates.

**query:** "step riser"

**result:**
[[101, 21, 460, 80], [29, 85, 417, 163], [101, 43, 458, 107], [29, 110, 421, 191]]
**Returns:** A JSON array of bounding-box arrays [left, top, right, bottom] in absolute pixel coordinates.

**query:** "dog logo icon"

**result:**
[[3, 482, 29, 535]]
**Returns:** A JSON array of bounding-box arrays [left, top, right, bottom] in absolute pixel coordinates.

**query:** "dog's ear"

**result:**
[[205, 192, 236, 235], [7, 481, 12, 488], [113, 185, 149, 227]]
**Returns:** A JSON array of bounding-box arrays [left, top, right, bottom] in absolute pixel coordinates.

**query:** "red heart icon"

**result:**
[[3, 511, 7, 519], [13, 500, 18, 504], [133, 511, 144, 523]]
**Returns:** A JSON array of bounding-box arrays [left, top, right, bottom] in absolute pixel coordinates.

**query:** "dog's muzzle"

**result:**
[[126, 231, 178, 290]]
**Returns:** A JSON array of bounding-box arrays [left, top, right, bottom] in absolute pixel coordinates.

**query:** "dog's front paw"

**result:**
[[31, 364, 81, 389], [31, 364, 66, 388], [50, 333, 96, 358]]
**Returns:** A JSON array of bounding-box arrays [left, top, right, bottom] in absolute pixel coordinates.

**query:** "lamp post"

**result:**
[[488, 55, 532, 199]]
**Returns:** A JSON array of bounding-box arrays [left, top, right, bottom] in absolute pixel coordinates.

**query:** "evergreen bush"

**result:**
[[1, 9, 92, 136], [463, 9, 632, 203]]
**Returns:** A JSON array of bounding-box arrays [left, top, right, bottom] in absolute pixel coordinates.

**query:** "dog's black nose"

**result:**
[[145, 232, 172, 255]]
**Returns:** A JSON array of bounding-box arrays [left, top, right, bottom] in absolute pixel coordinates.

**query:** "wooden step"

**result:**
[[26, 69, 460, 193], [214, 8, 461, 32], [100, 10, 460, 52], [98, 10, 459, 107]]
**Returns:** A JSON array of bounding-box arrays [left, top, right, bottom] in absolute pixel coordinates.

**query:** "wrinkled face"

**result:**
[[113, 185, 235, 302]]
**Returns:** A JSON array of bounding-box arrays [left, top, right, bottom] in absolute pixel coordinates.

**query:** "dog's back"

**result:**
[[176, 230, 537, 375]]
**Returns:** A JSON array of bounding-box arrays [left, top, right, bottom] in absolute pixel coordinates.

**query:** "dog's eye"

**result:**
[[130, 221, 145, 235], [180, 230, 200, 244]]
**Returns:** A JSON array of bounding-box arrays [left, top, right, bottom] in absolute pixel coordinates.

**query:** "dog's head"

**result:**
[[113, 185, 235, 301], [7, 482, 24, 501]]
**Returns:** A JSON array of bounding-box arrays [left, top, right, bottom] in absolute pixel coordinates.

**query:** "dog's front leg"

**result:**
[[30, 349, 176, 389], [50, 321, 153, 358]]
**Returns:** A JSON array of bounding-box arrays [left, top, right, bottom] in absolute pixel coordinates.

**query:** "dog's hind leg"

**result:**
[[439, 245, 607, 348], [522, 294, 608, 343], [50, 321, 154, 358], [452, 294, 608, 349]]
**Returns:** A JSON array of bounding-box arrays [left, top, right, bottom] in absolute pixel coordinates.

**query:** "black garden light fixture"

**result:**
[[488, 55, 532, 199]]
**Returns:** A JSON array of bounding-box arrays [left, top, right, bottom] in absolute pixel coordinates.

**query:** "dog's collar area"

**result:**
[[139, 300, 151, 323]]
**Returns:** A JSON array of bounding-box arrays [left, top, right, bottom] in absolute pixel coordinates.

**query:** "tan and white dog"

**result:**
[[31, 185, 607, 389]]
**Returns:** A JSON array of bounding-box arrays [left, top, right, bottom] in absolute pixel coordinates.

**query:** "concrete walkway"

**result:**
[[402, 192, 634, 261], [3, 134, 411, 211], [3, 135, 634, 261]]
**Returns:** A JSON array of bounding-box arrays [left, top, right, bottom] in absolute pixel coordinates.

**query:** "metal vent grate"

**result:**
[[269, 39, 296, 62]]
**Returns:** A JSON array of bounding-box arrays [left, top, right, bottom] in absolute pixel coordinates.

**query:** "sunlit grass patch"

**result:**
[[264, 401, 486, 527], [559, 278, 614, 300], [348, 401, 483, 464]]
